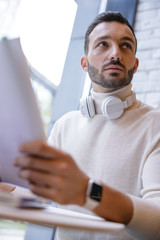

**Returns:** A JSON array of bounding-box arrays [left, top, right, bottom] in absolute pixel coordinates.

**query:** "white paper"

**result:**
[[0, 38, 46, 187]]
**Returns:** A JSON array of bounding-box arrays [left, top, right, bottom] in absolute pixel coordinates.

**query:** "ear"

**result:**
[[81, 56, 88, 72], [133, 58, 139, 73]]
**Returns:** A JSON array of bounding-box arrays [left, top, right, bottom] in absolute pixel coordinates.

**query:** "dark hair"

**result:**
[[84, 11, 137, 54]]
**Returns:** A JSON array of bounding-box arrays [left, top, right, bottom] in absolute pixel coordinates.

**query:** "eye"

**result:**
[[97, 41, 109, 48], [121, 42, 132, 50]]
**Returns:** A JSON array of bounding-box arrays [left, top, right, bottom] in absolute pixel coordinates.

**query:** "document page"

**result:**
[[0, 38, 46, 187]]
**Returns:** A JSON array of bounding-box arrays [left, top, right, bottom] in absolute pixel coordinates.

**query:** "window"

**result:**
[[13, 0, 77, 135]]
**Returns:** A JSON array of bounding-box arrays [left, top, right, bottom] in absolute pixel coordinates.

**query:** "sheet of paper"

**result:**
[[0, 38, 46, 187], [0, 204, 125, 233]]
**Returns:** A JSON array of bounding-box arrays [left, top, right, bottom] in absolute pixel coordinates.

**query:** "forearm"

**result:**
[[87, 185, 160, 240], [91, 184, 133, 224]]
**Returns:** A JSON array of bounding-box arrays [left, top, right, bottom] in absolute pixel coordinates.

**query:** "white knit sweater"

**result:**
[[48, 84, 160, 240]]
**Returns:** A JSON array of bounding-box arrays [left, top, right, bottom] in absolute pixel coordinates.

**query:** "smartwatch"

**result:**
[[83, 179, 103, 210]]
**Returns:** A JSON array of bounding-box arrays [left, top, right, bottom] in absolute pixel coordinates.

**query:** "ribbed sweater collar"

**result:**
[[91, 83, 133, 115]]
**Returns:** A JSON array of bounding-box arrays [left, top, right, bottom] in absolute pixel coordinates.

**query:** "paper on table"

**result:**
[[0, 204, 125, 233], [0, 38, 46, 187]]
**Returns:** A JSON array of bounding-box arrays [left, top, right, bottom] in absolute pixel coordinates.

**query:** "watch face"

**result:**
[[90, 182, 102, 202]]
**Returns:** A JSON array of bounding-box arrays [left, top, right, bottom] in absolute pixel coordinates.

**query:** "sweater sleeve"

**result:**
[[126, 124, 160, 240], [125, 196, 160, 240], [47, 117, 62, 147]]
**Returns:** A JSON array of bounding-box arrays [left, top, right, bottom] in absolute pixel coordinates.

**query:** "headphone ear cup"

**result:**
[[80, 96, 95, 118], [102, 96, 124, 119]]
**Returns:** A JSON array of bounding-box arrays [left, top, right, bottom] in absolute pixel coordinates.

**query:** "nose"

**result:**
[[110, 45, 121, 61]]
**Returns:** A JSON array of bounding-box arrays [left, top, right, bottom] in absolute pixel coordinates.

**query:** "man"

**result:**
[[14, 12, 160, 240]]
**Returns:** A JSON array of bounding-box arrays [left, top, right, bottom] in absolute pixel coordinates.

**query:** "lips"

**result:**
[[104, 65, 124, 71]]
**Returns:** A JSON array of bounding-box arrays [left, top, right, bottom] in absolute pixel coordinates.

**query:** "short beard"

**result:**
[[87, 61, 135, 89]]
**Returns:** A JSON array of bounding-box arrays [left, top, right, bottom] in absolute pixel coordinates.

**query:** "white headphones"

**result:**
[[80, 91, 136, 120]]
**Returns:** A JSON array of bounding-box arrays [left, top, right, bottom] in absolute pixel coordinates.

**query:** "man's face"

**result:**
[[81, 21, 139, 92]]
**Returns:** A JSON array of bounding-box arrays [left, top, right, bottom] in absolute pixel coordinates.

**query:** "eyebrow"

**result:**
[[93, 35, 111, 45], [93, 35, 136, 46], [121, 36, 135, 45]]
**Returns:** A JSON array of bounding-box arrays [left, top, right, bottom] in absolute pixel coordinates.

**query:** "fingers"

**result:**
[[0, 183, 15, 193], [14, 140, 88, 206], [14, 155, 69, 176], [18, 140, 67, 160], [18, 169, 75, 204], [14, 140, 72, 175], [29, 183, 55, 199], [28, 183, 63, 203], [18, 169, 63, 188]]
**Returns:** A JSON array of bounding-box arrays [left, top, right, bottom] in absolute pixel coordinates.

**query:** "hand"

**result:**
[[14, 140, 89, 206]]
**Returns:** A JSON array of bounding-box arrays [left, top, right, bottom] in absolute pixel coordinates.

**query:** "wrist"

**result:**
[[83, 178, 103, 211]]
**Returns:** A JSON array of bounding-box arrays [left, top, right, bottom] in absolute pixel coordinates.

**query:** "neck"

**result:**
[[92, 82, 131, 93]]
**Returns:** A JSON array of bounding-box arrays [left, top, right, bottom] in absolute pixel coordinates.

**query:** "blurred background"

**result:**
[[0, 0, 160, 239]]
